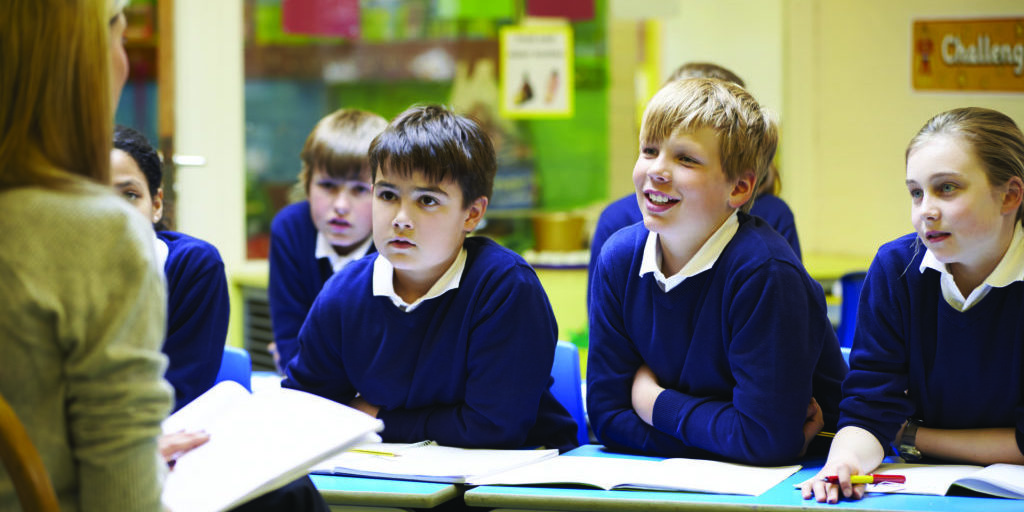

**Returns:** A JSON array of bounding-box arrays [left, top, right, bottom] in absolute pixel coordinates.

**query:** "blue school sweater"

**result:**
[[749, 194, 801, 261], [587, 194, 801, 309], [282, 236, 579, 451], [587, 213, 846, 464], [269, 201, 376, 366], [159, 230, 229, 411], [839, 233, 1024, 451]]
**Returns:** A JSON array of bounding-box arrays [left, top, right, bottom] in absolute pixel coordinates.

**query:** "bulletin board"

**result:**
[[912, 18, 1024, 92]]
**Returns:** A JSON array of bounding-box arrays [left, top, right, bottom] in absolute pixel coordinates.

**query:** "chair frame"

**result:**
[[0, 393, 59, 512]]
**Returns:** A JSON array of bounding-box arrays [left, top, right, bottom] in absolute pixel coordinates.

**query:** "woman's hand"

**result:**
[[159, 430, 211, 469]]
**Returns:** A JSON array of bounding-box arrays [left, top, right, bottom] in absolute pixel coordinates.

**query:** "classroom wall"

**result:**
[[651, 0, 1024, 262], [174, 0, 247, 346], [174, 0, 245, 268], [786, 0, 1024, 260]]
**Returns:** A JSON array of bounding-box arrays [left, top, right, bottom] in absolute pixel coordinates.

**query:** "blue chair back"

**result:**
[[551, 341, 588, 445], [215, 346, 252, 392], [836, 271, 868, 349]]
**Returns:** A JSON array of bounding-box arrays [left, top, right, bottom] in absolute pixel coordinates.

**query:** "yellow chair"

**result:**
[[0, 392, 59, 512]]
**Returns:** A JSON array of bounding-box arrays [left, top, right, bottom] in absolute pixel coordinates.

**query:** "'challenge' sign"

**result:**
[[913, 18, 1024, 92]]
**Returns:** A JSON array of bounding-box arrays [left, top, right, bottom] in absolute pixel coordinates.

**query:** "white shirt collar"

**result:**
[[639, 211, 740, 292], [315, 232, 373, 273], [372, 248, 467, 312], [152, 232, 169, 273], [919, 223, 1024, 311]]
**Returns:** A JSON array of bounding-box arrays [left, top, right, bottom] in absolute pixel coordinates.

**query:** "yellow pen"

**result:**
[[823, 474, 906, 484]]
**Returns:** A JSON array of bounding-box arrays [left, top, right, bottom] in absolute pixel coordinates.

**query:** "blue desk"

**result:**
[[311, 474, 459, 511], [464, 445, 1022, 511]]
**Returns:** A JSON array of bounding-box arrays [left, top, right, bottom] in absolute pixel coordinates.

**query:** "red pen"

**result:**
[[823, 474, 906, 484]]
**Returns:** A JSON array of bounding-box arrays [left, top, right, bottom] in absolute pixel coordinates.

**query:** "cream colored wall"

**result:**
[[652, 0, 1024, 264], [174, 0, 246, 345], [786, 0, 1024, 260]]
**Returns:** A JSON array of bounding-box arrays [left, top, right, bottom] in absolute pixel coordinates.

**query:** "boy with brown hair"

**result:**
[[283, 105, 578, 451]]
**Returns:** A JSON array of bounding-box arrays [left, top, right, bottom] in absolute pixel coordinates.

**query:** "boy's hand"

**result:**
[[631, 365, 664, 426], [349, 397, 380, 418], [800, 397, 824, 456]]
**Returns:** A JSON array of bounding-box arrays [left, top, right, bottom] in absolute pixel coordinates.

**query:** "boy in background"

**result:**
[[587, 79, 846, 464], [268, 109, 387, 369], [283, 105, 578, 451]]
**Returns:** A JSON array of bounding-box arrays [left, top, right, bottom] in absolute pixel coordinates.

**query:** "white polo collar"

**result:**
[[316, 232, 373, 273], [639, 211, 739, 292], [919, 223, 1024, 312], [372, 248, 467, 312]]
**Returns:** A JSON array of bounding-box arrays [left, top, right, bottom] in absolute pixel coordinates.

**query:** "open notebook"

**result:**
[[863, 463, 1024, 499], [467, 455, 801, 496], [161, 381, 383, 512], [311, 441, 559, 484]]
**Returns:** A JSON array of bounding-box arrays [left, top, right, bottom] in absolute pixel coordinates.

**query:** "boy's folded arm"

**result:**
[[586, 261, 697, 456], [650, 261, 827, 465], [378, 269, 559, 448]]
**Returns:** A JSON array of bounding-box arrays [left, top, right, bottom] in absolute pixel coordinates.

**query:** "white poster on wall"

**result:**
[[500, 24, 574, 119]]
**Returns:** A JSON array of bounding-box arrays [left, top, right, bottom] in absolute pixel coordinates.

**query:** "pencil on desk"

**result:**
[[348, 440, 435, 457], [352, 448, 399, 456]]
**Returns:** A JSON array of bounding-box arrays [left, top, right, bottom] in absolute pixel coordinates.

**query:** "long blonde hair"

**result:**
[[0, 0, 116, 190]]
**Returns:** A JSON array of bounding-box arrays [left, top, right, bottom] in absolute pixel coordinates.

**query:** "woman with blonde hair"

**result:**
[[0, 1, 174, 510]]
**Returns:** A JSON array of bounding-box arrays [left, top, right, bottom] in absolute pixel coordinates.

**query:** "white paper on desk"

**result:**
[[161, 381, 383, 512], [313, 442, 558, 483], [468, 455, 801, 496]]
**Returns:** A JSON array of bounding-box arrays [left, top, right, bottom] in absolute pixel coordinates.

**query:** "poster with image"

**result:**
[[500, 24, 574, 118]]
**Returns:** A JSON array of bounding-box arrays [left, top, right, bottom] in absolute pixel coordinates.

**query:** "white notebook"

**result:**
[[311, 441, 559, 484], [468, 455, 801, 496], [161, 381, 383, 512]]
